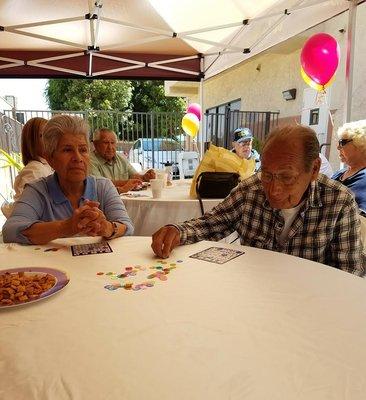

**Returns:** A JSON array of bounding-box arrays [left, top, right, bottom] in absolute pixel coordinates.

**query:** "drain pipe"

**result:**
[[343, 0, 358, 123]]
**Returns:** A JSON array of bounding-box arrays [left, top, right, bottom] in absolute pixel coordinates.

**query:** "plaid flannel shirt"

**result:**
[[177, 174, 365, 276]]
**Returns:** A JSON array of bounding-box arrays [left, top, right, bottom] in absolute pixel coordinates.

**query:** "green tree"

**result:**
[[131, 81, 186, 113], [45, 79, 133, 111], [45, 79, 186, 139], [45, 79, 186, 113]]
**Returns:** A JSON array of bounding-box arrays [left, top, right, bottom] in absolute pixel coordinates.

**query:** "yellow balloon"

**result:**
[[182, 113, 199, 138], [301, 67, 334, 91]]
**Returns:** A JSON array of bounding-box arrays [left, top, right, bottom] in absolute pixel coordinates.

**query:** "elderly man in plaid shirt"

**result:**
[[152, 125, 365, 276]]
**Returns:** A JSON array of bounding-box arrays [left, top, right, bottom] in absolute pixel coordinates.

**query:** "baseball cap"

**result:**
[[233, 127, 253, 143]]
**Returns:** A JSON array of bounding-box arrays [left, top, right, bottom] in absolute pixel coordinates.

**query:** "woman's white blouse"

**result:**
[[13, 158, 53, 201]]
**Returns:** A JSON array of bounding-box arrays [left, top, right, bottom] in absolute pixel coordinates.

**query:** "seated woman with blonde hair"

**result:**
[[332, 119, 366, 213], [13, 117, 53, 202], [2, 114, 133, 244]]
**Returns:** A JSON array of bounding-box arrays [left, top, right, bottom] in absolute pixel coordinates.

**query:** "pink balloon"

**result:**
[[186, 103, 202, 121], [300, 33, 340, 86]]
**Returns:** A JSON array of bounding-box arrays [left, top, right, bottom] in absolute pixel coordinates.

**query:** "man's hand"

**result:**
[[142, 169, 156, 182], [151, 225, 180, 258], [117, 179, 143, 193]]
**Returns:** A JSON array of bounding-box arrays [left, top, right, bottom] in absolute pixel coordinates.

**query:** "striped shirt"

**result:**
[[177, 174, 365, 276]]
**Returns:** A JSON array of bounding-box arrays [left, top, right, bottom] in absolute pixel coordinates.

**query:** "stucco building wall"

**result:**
[[202, 3, 366, 170]]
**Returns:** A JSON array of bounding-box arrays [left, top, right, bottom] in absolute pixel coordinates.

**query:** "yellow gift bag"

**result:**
[[190, 144, 256, 198]]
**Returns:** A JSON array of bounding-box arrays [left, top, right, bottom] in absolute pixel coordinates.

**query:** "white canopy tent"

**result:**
[[0, 0, 363, 120]]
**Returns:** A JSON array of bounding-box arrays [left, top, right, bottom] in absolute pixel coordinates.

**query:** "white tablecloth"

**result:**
[[1, 237, 366, 399], [121, 180, 221, 235]]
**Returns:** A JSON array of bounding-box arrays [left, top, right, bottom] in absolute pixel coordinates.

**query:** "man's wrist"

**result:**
[[168, 224, 183, 244]]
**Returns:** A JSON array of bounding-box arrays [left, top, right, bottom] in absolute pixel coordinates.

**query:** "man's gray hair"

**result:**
[[93, 128, 117, 142], [43, 114, 90, 156], [262, 124, 320, 172]]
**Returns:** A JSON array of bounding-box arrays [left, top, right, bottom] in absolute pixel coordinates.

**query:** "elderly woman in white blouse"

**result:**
[[13, 117, 53, 201], [1, 117, 53, 218]]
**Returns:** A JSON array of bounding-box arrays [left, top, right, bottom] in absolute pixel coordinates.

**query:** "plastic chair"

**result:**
[[177, 151, 199, 179]]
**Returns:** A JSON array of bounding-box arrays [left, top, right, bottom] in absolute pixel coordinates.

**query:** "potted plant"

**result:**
[[0, 149, 23, 212], [0, 148, 23, 171]]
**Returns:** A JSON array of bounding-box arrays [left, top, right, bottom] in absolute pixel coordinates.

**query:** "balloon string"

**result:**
[[315, 89, 334, 128], [322, 89, 334, 128], [192, 139, 199, 154]]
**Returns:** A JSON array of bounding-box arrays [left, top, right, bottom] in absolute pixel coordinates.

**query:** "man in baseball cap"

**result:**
[[232, 127, 261, 170]]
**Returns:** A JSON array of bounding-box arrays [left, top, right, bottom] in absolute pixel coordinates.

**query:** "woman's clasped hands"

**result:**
[[71, 200, 111, 237]]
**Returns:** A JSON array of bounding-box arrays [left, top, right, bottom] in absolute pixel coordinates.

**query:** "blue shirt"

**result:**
[[332, 168, 366, 212], [2, 173, 134, 244]]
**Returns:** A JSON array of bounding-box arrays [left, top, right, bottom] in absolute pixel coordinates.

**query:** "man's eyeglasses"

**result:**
[[260, 171, 299, 186], [338, 138, 353, 147]]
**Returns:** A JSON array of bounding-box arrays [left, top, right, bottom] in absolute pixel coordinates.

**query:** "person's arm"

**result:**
[[102, 220, 127, 240], [151, 225, 180, 258], [328, 197, 365, 276], [178, 185, 244, 244], [21, 219, 75, 244], [96, 178, 134, 236], [131, 169, 156, 182], [16, 198, 127, 244], [151, 185, 246, 258], [3, 184, 50, 244], [113, 179, 129, 186], [2, 185, 76, 244], [20, 201, 102, 244], [113, 179, 143, 193]]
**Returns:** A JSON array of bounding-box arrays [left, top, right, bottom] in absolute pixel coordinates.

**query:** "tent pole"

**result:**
[[199, 58, 204, 158], [343, 0, 358, 123]]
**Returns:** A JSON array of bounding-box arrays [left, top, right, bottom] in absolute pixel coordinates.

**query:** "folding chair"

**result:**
[[177, 151, 199, 179]]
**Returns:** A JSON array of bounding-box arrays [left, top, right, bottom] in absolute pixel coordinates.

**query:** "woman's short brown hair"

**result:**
[[21, 117, 48, 166]]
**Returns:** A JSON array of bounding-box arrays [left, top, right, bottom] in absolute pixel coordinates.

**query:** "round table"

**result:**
[[121, 180, 221, 235], [1, 237, 366, 399]]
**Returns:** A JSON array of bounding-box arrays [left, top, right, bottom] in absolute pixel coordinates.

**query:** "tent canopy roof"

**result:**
[[0, 0, 359, 81]]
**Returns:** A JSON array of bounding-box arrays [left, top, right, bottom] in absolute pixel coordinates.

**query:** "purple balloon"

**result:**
[[186, 103, 202, 121], [300, 33, 340, 86]]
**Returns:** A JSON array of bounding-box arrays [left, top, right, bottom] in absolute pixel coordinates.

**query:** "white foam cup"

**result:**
[[156, 171, 168, 187], [150, 179, 164, 198]]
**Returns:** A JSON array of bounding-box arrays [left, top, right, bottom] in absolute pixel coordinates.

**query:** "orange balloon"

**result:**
[[301, 67, 334, 91]]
